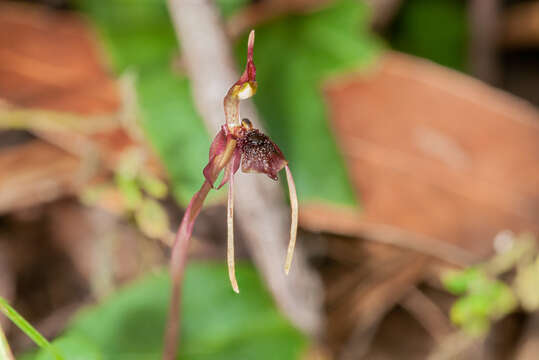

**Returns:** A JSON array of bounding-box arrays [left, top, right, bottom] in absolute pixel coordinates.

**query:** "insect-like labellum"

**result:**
[[204, 118, 288, 183], [238, 124, 288, 181]]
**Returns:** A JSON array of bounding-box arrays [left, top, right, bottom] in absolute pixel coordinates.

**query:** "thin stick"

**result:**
[[401, 287, 452, 343], [284, 165, 298, 274], [0, 324, 14, 360], [227, 168, 239, 293]]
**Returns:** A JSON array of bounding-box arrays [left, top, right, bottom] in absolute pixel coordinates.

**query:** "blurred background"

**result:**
[[0, 0, 538, 359]]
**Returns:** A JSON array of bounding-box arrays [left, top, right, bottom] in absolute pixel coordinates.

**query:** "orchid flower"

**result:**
[[170, 29, 298, 293], [164, 30, 299, 360]]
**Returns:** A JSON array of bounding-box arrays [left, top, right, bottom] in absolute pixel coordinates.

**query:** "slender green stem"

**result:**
[[0, 297, 64, 360]]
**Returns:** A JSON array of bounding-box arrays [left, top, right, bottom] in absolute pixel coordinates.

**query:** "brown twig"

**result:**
[[300, 203, 479, 267], [400, 286, 453, 344], [338, 318, 380, 360], [515, 314, 539, 360], [0, 244, 14, 332], [166, 0, 322, 338], [364, 0, 404, 29], [469, 0, 501, 84], [336, 256, 428, 359], [428, 331, 485, 360]]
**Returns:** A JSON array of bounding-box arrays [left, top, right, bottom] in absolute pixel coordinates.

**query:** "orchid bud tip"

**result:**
[[248, 30, 255, 46]]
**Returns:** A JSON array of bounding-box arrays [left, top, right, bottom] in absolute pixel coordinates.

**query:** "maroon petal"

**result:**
[[203, 128, 227, 187], [207, 127, 227, 162], [236, 30, 256, 86], [238, 129, 288, 180], [216, 147, 241, 189]]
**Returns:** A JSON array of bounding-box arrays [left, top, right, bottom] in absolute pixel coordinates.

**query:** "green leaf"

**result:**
[[76, 0, 178, 72], [442, 267, 486, 295], [135, 69, 211, 204], [115, 173, 143, 210], [450, 294, 490, 335], [236, 0, 382, 205], [446, 269, 517, 335], [215, 0, 251, 18], [0, 297, 64, 360], [135, 198, 171, 240], [139, 173, 168, 199], [35, 335, 102, 360], [28, 263, 306, 360], [450, 293, 490, 324], [390, 0, 468, 71], [461, 316, 489, 337], [487, 282, 517, 318]]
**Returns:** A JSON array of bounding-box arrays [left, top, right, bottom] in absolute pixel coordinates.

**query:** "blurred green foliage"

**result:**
[[81, 148, 172, 242], [216, 0, 251, 18], [34, 335, 102, 360], [442, 233, 539, 337], [390, 0, 468, 71], [23, 263, 306, 360], [443, 268, 517, 335], [77, 0, 212, 205], [77, 0, 381, 206]]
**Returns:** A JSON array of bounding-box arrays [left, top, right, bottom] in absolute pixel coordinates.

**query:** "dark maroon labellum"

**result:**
[[238, 128, 288, 180]]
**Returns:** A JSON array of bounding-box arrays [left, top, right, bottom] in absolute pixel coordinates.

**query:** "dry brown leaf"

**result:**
[[323, 52, 539, 258]]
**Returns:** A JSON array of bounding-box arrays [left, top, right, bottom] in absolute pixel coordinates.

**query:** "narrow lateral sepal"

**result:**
[[284, 165, 298, 275], [227, 165, 239, 293]]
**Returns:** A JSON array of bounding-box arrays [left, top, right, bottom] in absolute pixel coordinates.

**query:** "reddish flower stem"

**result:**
[[163, 139, 237, 360], [163, 179, 211, 360]]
